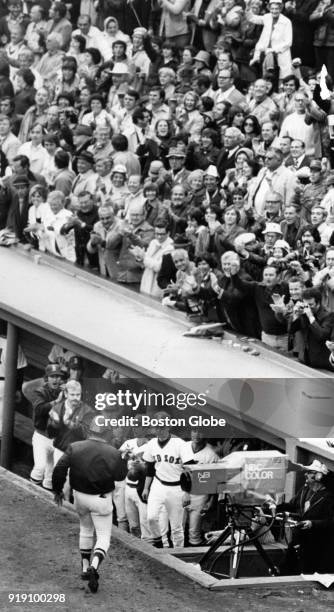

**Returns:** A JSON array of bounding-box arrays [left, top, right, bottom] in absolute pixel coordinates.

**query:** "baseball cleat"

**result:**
[[87, 566, 99, 593]]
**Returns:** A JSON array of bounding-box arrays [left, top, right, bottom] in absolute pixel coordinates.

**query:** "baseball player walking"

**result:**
[[52, 417, 127, 593], [142, 411, 194, 548]]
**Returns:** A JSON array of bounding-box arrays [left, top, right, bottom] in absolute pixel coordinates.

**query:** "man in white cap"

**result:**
[[203, 165, 221, 207], [275, 459, 334, 575], [261, 222, 283, 257]]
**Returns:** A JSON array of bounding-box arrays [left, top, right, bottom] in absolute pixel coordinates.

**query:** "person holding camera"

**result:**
[[290, 286, 334, 369], [274, 460, 334, 574], [60, 190, 99, 266]]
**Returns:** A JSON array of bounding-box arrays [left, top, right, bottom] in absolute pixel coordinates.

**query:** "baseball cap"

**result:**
[[167, 147, 185, 158], [45, 363, 62, 376], [262, 222, 283, 235], [309, 159, 322, 171]]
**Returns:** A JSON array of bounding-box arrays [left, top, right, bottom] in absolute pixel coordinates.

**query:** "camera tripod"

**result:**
[[200, 499, 280, 579]]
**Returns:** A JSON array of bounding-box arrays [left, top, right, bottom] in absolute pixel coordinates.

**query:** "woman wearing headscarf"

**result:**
[[101, 17, 131, 60]]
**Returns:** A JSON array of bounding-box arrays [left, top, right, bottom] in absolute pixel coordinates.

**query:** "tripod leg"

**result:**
[[200, 525, 231, 572], [230, 529, 246, 579], [246, 527, 280, 576]]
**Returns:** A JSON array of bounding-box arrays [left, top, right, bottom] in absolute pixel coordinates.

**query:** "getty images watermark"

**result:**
[[94, 389, 207, 412], [93, 389, 226, 428]]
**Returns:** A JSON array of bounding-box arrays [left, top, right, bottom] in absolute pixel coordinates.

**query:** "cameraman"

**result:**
[[275, 460, 334, 575], [290, 287, 334, 369]]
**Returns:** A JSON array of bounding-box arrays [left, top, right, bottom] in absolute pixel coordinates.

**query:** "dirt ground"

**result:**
[[1, 476, 334, 612]]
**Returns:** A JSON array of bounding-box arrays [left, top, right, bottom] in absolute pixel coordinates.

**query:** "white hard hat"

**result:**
[[112, 164, 127, 175], [205, 165, 219, 178]]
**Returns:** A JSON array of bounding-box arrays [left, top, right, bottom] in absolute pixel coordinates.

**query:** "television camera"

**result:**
[[181, 450, 293, 579]]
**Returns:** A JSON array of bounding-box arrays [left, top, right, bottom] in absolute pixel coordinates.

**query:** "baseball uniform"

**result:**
[[143, 435, 193, 547]]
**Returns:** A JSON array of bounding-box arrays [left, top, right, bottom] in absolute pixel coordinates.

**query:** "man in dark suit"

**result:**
[[290, 287, 334, 370], [214, 69, 248, 110], [5, 174, 31, 241], [3, 154, 47, 192], [284, 139, 312, 170], [216, 127, 243, 180]]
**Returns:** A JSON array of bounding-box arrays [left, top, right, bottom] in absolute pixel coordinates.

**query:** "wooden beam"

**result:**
[[0, 323, 18, 468]]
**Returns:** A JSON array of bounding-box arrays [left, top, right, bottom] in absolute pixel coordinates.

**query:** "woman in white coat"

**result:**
[[40, 191, 76, 262], [248, 0, 293, 79], [134, 224, 174, 298]]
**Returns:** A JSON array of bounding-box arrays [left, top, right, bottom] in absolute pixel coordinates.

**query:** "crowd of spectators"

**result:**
[[1, 0, 334, 369]]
